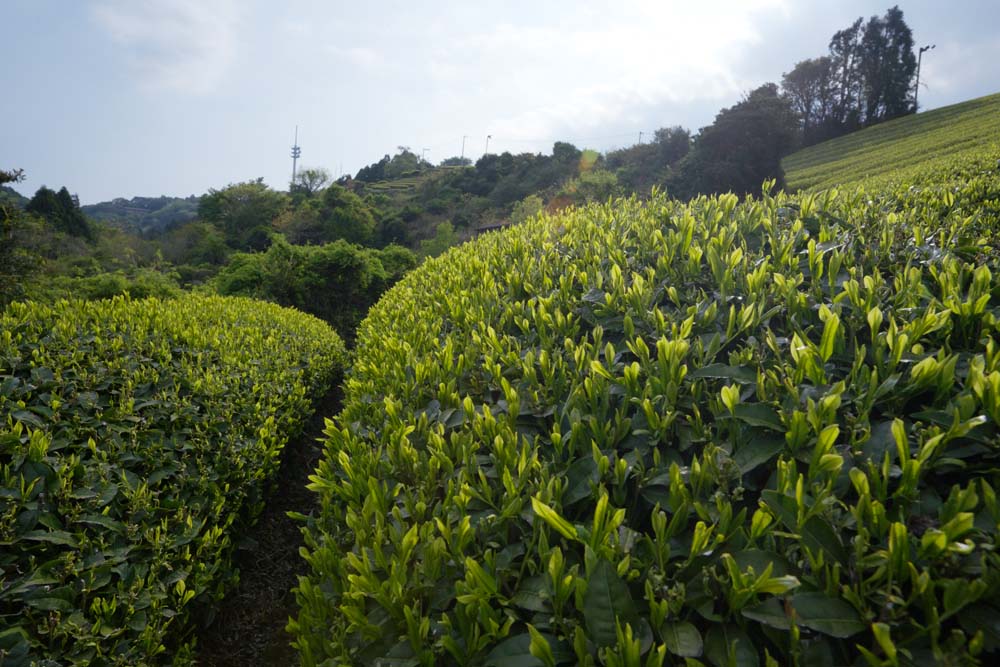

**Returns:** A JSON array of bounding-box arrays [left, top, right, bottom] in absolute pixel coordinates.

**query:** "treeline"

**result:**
[[782, 6, 917, 145], [0, 169, 418, 342]]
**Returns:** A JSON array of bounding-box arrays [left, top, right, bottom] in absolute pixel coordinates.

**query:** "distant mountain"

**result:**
[[82, 195, 201, 234], [0, 185, 28, 208]]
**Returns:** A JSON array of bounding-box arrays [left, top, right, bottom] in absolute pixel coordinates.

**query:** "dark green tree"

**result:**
[[671, 83, 799, 198], [318, 184, 377, 245], [1, 169, 35, 305], [26, 185, 93, 239], [860, 6, 916, 123], [781, 57, 835, 144], [199, 178, 288, 249]]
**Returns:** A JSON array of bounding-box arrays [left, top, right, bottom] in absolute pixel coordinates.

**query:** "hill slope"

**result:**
[[783, 91, 1000, 192]]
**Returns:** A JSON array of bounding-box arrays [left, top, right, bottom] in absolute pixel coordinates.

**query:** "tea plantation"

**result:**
[[0, 295, 345, 664], [783, 92, 1000, 192], [293, 135, 1000, 666]]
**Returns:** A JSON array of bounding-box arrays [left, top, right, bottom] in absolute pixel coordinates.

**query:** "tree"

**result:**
[[671, 83, 799, 198], [828, 17, 865, 132], [859, 6, 916, 123], [781, 57, 835, 144], [26, 185, 93, 239], [318, 184, 376, 245], [510, 195, 544, 224], [440, 156, 472, 167], [199, 178, 288, 249], [1, 169, 38, 305], [291, 167, 332, 197]]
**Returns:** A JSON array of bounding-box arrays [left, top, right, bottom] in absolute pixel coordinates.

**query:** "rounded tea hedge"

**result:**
[[0, 294, 345, 665], [294, 185, 1000, 666]]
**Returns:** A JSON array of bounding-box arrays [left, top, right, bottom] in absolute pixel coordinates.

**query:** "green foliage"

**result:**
[[0, 294, 345, 665], [783, 91, 1000, 192], [672, 84, 799, 199], [212, 237, 416, 341], [199, 179, 288, 250], [605, 127, 690, 194], [560, 169, 620, 205], [419, 221, 460, 259], [1, 171, 39, 306], [82, 196, 200, 235], [294, 148, 1000, 665], [23, 268, 182, 302], [511, 195, 544, 225], [318, 184, 377, 245], [25, 186, 93, 240]]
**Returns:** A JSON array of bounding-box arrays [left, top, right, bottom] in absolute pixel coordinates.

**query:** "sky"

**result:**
[[2, 0, 998, 204]]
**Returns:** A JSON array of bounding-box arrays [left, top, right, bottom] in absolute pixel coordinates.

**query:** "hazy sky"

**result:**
[[3, 0, 998, 203]]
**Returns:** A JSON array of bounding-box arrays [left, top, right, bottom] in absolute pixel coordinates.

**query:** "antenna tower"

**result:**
[[290, 125, 302, 186]]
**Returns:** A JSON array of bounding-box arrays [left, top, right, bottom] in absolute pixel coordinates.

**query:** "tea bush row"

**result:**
[[0, 294, 346, 665], [294, 168, 1000, 666]]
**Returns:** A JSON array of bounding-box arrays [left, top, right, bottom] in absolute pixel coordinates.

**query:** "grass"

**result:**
[[783, 92, 1000, 192]]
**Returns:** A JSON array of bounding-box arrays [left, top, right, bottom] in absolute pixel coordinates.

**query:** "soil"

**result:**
[[196, 387, 341, 666]]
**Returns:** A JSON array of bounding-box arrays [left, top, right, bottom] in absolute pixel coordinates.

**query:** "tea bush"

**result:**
[[0, 294, 345, 665], [294, 167, 1000, 665]]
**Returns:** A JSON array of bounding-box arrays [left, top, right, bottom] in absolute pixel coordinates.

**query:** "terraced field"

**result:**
[[783, 92, 1000, 192]]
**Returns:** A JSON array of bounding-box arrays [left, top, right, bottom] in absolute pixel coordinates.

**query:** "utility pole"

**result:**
[[484, 134, 492, 156], [290, 125, 302, 186], [461, 135, 468, 160], [914, 44, 935, 112]]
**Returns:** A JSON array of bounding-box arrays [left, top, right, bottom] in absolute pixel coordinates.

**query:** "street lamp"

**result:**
[[485, 134, 492, 156], [914, 44, 935, 112]]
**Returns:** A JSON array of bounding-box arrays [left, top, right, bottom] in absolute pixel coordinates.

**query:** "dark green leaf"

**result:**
[[583, 559, 638, 647], [661, 621, 703, 657], [688, 364, 756, 384], [732, 404, 783, 431], [704, 624, 759, 667], [742, 598, 792, 630], [733, 435, 784, 474], [484, 632, 572, 667], [761, 491, 846, 565], [563, 457, 599, 506], [22, 529, 78, 547], [792, 592, 865, 638]]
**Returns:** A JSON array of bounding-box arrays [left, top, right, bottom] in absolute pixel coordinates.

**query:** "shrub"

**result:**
[[294, 173, 1000, 665], [212, 238, 417, 343], [0, 294, 345, 664]]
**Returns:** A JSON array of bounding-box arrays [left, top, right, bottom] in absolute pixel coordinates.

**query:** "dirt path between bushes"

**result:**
[[197, 387, 340, 666]]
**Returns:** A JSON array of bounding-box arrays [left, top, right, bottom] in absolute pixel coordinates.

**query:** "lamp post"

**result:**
[[461, 135, 468, 160], [485, 134, 492, 156], [914, 44, 935, 112]]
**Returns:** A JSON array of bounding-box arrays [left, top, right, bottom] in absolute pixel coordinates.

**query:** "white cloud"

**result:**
[[418, 0, 790, 144], [91, 0, 241, 94]]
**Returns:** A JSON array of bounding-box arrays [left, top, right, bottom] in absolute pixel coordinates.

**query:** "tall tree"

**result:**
[[1, 169, 36, 305], [671, 83, 799, 198], [25, 185, 93, 239], [828, 17, 865, 132], [291, 167, 332, 197], [860, 6, 916, 122], [781, 56, 834, 143]]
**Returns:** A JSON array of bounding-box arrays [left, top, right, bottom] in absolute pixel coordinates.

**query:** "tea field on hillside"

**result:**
[[783, 92, 1000, 192], [294, 137, 1000, 666]]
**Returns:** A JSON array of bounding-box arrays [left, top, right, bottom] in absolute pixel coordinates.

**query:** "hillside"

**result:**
[[783, 91, 1000, 192], [0, 184, 28, 208], [82, 194, 200, 234]]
